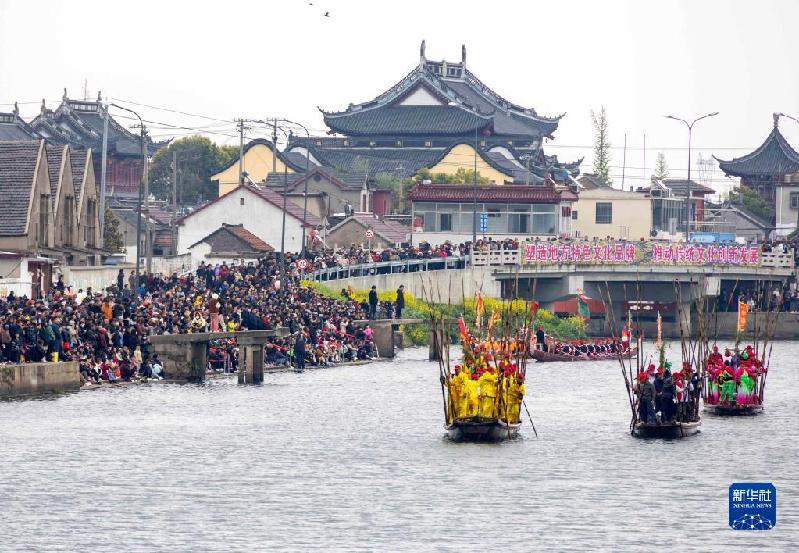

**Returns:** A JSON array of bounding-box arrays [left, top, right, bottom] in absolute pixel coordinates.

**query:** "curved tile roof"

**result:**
[[324, 105, 491, 137], [409, 183, 563, 203], [715, 127, 799, 178]]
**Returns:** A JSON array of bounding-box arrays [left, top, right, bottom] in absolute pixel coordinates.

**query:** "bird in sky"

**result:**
[[324, 11, 330, 17]]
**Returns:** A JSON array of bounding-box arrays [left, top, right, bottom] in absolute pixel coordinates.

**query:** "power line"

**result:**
[[109, 97, 235, 124]]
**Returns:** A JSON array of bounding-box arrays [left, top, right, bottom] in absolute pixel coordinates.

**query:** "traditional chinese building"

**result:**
[[408, 182, 576, 246], [30, 91, 156, 199], [715, 114, 799, 236], [284, 42, 580, 190]]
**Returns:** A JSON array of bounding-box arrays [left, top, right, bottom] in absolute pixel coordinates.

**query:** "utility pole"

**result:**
[[99, 95, 109, 240], [110, 102, 145, 288], [172, 150, 178, 255], [238, 118, 245, 185], [621, 133, 627, 189], [472, 125, 478, 246], [143, 127, 151, 275], [272, 118, 278, 174], [666, 111, 719, 233]]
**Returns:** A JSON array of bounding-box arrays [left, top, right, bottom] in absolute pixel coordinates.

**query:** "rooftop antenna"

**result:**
[[83, 78, 89, 101]]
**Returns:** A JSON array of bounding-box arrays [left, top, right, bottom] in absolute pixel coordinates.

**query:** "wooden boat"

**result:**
[[704, 403, 763, 416], [531, 347, 637, 363], [446, 417, 521, 442], [633, 419, 701, 439]]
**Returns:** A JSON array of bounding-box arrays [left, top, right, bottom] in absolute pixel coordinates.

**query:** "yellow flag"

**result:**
[[737, 301, 749, 332]]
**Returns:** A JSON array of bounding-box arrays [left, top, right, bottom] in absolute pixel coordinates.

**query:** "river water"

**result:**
[[1, 344, 797, 552]]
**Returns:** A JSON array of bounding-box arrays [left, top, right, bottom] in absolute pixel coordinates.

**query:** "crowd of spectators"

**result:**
[[0, 253, 380, 380]]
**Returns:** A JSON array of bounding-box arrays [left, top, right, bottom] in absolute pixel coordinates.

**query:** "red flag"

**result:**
[[530, 300, 540, 321]]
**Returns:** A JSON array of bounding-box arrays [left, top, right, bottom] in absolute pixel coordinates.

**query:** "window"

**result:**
[[439, 213, 453, 231], [508, 213, 529, 233], [240, 197, 245, 205], [424, 140, 432, 147], [595, 202, 613, 224], [791, 192, 799, 209], [571, 210, 578, 220], [396, 140, 403, 147]]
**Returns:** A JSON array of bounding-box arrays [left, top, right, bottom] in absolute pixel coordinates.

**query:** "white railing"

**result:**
[[470, 248, 520, 267], [761, 249, 795, 269]]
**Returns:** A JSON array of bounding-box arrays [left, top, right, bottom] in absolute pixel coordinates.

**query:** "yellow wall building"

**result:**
[[573, 187, 653, 240], [427, 143, 514, 184], [213, 139, 295, 197]]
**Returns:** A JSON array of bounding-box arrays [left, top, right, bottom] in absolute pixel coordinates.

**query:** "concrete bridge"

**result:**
[[310, 247, 795, 339]]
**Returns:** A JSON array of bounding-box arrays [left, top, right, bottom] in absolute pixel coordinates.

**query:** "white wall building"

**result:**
[[176, 184, 322, 255]]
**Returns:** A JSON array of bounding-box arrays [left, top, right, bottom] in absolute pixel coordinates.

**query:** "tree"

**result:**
[[728, 185, 773, 221], [413, 167, 489, 185], [103, 208, 124, 253], [654, 152, 669, 180], [591, 106, 612, 185], [148, 136, 239, 206]]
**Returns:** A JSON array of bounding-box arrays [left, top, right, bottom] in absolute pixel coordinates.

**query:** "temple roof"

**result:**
[[323, 105, 491, 137], [715, 122, 799, 178], [321, 43, 562, 140], [409, 183, 565, 203], [286, 141, 556, 184], [30, 93, 155, 157], [0, 108, 39, 140]]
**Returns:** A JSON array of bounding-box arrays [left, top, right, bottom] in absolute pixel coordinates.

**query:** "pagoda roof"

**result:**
[[30, 93, 155, 157], [321, 44, 562, 139], [715, 123, 799, 178], [0, 108, 40, 140], [323, 105, 491, 137], [408, 183, 564, 204]]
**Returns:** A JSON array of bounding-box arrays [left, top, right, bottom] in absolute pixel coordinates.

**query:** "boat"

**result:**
[[633, 419, 701, 438], [429, 300, 532, 443], [531, 347, 637, 363], [704, 403, 763, 416], [446, 417, 521, 442]]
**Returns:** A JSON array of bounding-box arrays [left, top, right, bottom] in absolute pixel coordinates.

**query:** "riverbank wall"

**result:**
[[0, 361, 80, 398]]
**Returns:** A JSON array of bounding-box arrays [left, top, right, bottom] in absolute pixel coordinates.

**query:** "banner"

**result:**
[[520, 240, 762, 267], [737, 301, 749, 332]]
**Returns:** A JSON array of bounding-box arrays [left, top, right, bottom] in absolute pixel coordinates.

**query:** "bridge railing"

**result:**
[[308, 247, 795, 281], [309, 255, 468, 282], [470, 248, 520, 267], [761, 249, 795, 269]]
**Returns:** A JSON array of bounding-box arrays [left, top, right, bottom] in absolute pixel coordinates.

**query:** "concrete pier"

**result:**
[[353, 319, 424, 358], [149, 330, 277, 383], [0, 361, 80, 398]]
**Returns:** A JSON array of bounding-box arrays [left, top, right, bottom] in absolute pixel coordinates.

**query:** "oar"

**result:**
[[521, 399, 538, 437]]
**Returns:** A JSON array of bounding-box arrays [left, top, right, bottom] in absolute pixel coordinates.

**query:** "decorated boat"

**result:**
[[531, 346, 637, 363], [614, 311, 702, 439], [431, 296, 534, 443]]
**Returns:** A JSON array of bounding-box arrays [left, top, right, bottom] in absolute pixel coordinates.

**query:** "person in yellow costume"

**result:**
[[478, 369, 499, 418], [448, 365, 468, 420], [464, 372, 480, 417], [503, 376, 525, 423]]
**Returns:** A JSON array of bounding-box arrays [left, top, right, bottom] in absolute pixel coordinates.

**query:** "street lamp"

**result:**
[[665, 111, 719, 232], [110, 102, 146, 288], [280, 119, 312, 252]]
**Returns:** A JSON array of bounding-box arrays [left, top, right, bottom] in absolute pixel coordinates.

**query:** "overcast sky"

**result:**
[[2, 0, 798, 193]]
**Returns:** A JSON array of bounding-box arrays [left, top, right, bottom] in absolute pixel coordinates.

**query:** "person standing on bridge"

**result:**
[[396, 285, 405, 319], [368, 286, 379, 320]]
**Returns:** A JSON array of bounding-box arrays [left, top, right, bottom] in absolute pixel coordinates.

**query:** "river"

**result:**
[[1, 343, 797, 552]]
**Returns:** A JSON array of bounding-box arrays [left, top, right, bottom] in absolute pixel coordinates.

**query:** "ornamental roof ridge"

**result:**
[[714, 125, 799, 177]]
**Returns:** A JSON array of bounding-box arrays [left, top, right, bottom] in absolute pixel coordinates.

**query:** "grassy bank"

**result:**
[[302, 281, 586, 346]]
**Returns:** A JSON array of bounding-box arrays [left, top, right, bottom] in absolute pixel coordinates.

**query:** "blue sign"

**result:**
[[729, 483, 776, 530], [479, 212, 488, 233]]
